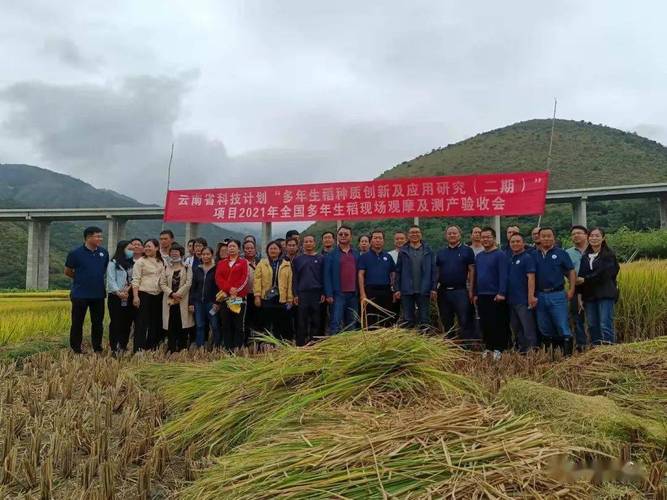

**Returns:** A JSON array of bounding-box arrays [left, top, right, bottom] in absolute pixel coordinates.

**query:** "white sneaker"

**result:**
[[493, 350, 502, 361], [482, 350, 490, 359]]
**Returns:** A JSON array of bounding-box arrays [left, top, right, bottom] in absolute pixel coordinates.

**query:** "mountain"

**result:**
[[308, 119, 667, 245], [0, 164, 246, 289]]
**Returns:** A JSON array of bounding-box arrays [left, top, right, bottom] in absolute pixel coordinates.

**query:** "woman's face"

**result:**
[[132, 240, 144, 255], [244, 242, 256, 259], [144, 241, 157, 257], [201, 248, 213, 264], [170, 249, 182, 262], [218, 245, 228, 259], [227, 242, 240, 257], [267, 243, 281, 259], [588, 229, 604, 247]]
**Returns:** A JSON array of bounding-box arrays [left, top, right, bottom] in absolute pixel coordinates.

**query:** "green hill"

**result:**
[[309, 119, 667, 245], [0, 164, 245, 289]]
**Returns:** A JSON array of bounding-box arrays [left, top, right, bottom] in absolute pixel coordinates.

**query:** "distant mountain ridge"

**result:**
[[0, 164, 244, 289], [307, 119, 667, 245]]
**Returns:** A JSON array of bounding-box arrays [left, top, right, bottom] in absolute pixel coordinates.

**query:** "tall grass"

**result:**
[[616, 260, 667, 342], [0, 297, 72, 346]]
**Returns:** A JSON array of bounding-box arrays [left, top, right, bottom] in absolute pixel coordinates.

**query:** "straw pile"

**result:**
[[133, 328, 485, 456], [543, 337, 667, 421], [499, 379, 667, 455], [185, 403, 589, 499]]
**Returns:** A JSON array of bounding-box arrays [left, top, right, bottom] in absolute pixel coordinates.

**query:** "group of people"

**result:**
[[64, 221, 620, 357]]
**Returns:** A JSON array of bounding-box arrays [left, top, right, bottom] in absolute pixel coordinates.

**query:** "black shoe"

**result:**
[[563, 337, 574, 357]]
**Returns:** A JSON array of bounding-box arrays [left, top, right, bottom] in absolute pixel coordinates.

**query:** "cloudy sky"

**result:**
[[1, 0, 665, 209]]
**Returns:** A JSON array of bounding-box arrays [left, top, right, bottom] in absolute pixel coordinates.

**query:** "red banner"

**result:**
[[164, 171, 549, 223]]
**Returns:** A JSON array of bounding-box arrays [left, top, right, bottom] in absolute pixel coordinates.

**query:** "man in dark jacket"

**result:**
[[292, 234, 325, 345], [394, 225, 437, 330]]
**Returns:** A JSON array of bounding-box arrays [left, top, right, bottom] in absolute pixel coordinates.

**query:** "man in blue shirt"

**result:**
[[435, 225, 475, 340], [534, 227, 577, 355], [64, 226, 109, 353], [473, 227, 510, 359], [394, 225, 437, 330], [566, 225, 589, 349], [506, 233, 538, 352], [292, 234, 324, 346], [358, 230, 396, 328]]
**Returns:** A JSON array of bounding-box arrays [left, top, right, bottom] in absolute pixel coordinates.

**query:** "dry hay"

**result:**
[[184, 402, 592, 500], [0, 349, 225, 499], [542, 337, 667, 421]]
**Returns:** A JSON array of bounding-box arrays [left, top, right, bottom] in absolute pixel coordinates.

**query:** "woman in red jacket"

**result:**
[[215, 239, 249, 350]]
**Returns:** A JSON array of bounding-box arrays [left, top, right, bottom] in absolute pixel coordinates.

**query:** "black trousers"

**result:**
[[245, 293, 259, 334], [364, 285, 394, 328], [319, 302, 329, 335], [167, 304, 188, 352], [477, 295, 511, 352], [219, 301, 247, 350], [437, 288, 472, 339], [135, 292, 163, 351], [262, 301, 290, 340], [296, 291, 321, 346], [108, 294, 133, 352], [70, 298, 105, 352]]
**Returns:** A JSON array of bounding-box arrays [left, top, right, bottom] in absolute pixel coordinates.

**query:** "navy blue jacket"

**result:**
[[189, 264, 219, 304], [323, 246, 360, 297], [292, 253, 325, 295], [395, 242, 437, 295]]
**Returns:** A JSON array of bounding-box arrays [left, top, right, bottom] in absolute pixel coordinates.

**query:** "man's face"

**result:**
[[187, 241, 194, 255], [481, 231, 495, 249], [408, 228, 421, 244], [322, 233, 335, 248], [132, 240, 144, 254], [370, 233, 384, 250], [394, 232, 407, 249], [506, 226, 520, 241], [510, 235, 524, 253], [471, 227, 482, 242], [159, 234, 173, 250], [571, 228, 588, 245], [337, 229, 351, 245], [540, 230, 555, 249], [194, 242, 204, 256], [531, 228, 541, 244], [303, 236, 316, 252], [446, 227, 461, 246], [286, 240, 299, 256], [87, 232, 103, 248]]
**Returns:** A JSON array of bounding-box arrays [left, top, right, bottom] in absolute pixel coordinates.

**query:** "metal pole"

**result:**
[[336, 220, 343, 230], [261, 222, 272, 253]]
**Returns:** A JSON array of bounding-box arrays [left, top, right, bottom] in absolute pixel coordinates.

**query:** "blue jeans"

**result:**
[[401, 293, 431, 329], [570, 295, 587, 346], [585, 299, 615, 344], [536, 291, 571, 339], [329, 292, 359, 334], [194, 301, 221, 347]]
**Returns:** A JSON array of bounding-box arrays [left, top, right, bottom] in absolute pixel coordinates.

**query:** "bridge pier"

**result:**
[[660, 195, 667, 230], [492, 215, 501, 241], [184, 222, 199, 243], [26, 219, 50, 290], [572, 197, 588, 227], [106, 217, 127, 253], [261, 222, 272, 255]]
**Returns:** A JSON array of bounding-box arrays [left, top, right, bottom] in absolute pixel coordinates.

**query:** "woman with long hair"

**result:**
[[106, 240, 134, 353], [215, 240, 249, 350], [131, 239, 165, 351], [253, 240, 293, 340], [577, 227, 620, 345], [160, 244, 194, 352], [189, 247, 221, 347]]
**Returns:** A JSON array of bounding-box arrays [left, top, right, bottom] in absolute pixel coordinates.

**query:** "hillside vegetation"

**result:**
[[309, 119, 667, 242]]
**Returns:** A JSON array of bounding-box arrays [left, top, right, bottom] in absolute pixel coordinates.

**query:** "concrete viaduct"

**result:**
[[1, 182, 666, 290]]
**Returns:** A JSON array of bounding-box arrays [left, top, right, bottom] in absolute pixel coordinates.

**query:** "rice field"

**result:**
[[0, 261, 665, 498]]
